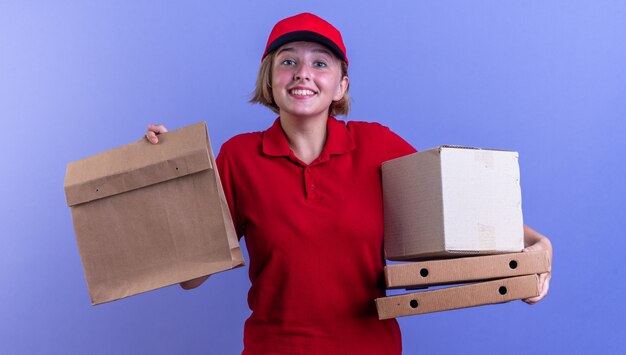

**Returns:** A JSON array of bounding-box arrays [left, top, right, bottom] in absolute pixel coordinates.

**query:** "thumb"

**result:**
[[523, 245, 538, 252]]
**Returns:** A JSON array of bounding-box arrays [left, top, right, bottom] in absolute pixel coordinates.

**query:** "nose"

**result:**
[[293, 63, 311, 81]]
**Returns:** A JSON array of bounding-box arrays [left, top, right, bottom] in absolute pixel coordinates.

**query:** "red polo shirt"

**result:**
[[216, 117, 416, 355]]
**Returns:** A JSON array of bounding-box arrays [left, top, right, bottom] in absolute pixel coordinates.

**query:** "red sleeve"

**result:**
[[383, 125, 417, 162], [216, 143, 245, 240]]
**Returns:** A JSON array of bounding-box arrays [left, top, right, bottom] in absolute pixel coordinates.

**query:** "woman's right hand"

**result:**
[[145, 123, 169, 144]]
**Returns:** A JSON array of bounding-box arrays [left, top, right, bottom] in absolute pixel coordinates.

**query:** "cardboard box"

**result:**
[[382, 146, 524, 261], [375, 275, 539, 319], [385, 250, 551, 289], [64, 122, 244, 305]]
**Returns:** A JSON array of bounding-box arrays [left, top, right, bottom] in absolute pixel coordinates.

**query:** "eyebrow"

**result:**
[[276, 47, 294, 56], [312, 48, 333, 57]]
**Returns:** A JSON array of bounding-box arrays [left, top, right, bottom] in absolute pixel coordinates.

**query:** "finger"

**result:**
[[537, 272, 548, 294], [146, 124, 168, 144], [525, 285, 549, 304], [145, 131, 159, 144], [523, 273, 551, 304], [539, 273, 551, 298], [148, 123, 168, 134], [523, 290, 544, 304], [523, 244, 540, 252], [523, 295, 541, 304]]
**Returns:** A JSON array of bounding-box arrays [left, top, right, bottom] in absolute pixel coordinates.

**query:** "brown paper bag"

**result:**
[[64, 122, 244, 305]]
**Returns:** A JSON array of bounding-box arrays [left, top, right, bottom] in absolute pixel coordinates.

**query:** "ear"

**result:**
[[333, 75, 350, 101]]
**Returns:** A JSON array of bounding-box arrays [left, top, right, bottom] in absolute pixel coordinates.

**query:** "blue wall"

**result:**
[[1, 1, 624, 353]]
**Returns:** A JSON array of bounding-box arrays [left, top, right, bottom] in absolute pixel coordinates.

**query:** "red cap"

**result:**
[[262, 13, 348, 65]]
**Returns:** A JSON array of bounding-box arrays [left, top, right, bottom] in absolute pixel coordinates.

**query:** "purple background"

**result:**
[[2, 1, 625, 354]]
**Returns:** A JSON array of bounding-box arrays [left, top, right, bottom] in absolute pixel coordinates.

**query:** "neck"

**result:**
[[279, 113, 329, 165]]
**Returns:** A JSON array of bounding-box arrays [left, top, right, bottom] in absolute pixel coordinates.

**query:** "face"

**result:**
[[271, 41, 349, 120]]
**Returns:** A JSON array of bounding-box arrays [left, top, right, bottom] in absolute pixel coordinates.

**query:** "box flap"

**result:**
[[64, 122, 212, 206], [439, 145, 517, 153]]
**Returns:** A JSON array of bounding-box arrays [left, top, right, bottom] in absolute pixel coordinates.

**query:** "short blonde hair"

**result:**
[[250, 51, 351, 116]]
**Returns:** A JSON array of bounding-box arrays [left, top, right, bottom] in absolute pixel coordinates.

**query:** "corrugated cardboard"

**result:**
[[376, 274, 539, 319], [382, 146, 524, 260], [385, 250, 551, 289], [64, 122, 244, 305]]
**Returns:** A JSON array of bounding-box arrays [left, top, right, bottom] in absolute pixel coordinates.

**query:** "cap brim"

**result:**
[[265, 31, 346, 63]]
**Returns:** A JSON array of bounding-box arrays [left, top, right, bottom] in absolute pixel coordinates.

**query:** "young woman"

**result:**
[[146, 12, 552, 355]]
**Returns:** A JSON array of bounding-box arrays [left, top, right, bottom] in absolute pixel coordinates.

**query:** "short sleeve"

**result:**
[[383, 126, 417, 162], [216, 144, 245, 240]]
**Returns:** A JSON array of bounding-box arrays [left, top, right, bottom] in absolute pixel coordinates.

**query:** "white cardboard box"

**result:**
[[382, 146, 524, 261]]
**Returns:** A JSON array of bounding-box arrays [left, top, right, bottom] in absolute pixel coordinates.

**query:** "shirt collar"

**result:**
[[262, 116, 356, 158]]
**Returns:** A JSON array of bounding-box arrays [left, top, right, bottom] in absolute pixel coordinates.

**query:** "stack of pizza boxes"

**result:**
[[376, 146, 551, 319]]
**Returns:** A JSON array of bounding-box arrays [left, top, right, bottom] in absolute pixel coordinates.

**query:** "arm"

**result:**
[[522, 224, 552, 304]]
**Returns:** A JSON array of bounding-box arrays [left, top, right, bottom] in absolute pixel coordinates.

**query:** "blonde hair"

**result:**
[[249, 51, 351, 116]]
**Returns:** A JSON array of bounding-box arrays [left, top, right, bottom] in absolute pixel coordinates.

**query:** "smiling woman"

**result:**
[[270, 41, 349, 150], [143, 12, 552, 355], [250, 44, 351, 118]]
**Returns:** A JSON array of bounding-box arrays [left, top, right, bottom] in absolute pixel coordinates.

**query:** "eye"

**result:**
[[313, 61, 327, 68], [281, 59, 296, 66]]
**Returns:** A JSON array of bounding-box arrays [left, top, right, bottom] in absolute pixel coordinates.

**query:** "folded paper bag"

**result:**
[[64, 122, 244, 305]]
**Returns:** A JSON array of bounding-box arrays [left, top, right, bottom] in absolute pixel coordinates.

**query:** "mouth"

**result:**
[[289, 88, 318, 96]]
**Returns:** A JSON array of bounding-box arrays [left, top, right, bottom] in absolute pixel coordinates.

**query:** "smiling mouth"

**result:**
[[289, 89, 317, 96]]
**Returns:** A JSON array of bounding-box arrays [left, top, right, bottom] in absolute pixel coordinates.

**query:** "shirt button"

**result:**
[[310, 184, 315, 190]]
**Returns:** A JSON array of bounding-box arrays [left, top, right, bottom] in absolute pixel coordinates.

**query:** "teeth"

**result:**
[[291, 89, 315, 95]]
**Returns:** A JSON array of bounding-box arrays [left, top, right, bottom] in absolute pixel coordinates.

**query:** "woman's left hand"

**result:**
[[521, 225, 552, 304]]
